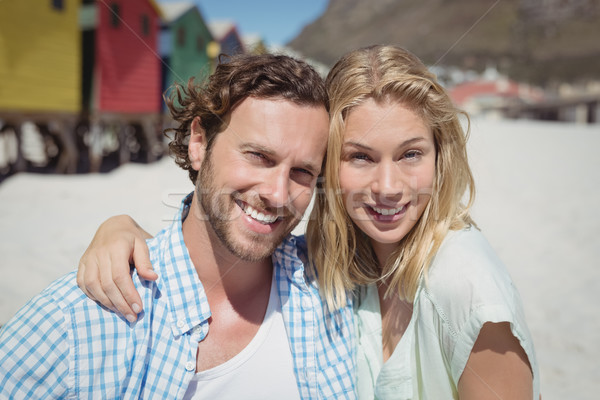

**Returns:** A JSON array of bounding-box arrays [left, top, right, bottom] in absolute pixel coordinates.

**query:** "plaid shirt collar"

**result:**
[[154, 192, 212, 337]]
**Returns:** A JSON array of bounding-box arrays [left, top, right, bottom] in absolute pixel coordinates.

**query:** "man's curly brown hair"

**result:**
[[164, 53, 329, 184]]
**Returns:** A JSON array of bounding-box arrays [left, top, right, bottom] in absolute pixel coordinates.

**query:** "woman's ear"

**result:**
[[189, 116, 207, 171]]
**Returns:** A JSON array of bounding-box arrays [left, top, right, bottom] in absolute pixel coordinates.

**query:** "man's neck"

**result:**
[[182, 196, 275, 372], [181, 196, 273, 302]]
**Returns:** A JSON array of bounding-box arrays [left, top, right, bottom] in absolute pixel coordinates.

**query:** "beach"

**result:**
[[0, 118, 598, 399]]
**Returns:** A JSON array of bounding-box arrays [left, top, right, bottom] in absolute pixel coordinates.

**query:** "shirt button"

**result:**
[[185, 361, 195, 371], [177, 320, 185, 329]]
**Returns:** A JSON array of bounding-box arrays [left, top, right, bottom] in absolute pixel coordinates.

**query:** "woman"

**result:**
[[78, 45, 539, 399]]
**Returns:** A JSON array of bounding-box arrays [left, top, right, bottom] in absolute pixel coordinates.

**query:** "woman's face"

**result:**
[[338, 98, 436, 260]]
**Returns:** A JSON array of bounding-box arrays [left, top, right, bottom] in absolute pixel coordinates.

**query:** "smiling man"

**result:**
[[0, 54, 355, 399]]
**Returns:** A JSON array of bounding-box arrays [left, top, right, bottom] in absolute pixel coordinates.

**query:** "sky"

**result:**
[[162, 0, 329, 46]]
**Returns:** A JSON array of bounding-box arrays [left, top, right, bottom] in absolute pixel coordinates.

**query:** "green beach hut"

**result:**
[[159, 1, 214, 107]]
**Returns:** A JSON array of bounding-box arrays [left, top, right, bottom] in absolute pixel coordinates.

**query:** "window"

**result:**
[[177, 27, 186, 46], [51, 0, 64, 11], [110, 3, 120, 28], [141, 14, 150, 37]]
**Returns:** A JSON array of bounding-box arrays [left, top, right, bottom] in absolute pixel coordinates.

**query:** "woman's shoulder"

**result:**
[[416, 227, 538, 389], [429, 226, 506, 280], [422, 226, 520, 314]]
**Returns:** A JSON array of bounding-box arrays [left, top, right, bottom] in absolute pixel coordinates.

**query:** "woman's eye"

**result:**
[[351, 152, 371, 161], [404, 150, 421, 160]]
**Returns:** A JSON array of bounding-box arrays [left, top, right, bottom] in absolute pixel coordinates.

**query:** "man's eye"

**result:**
[[249, 151, 266, 159], [293, 168, 314, 177], [247, 152, 271, 164], [291, 168, 316, 186]]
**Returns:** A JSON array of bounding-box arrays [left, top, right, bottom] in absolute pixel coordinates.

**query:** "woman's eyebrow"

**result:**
[[342, 137, 427, 151]]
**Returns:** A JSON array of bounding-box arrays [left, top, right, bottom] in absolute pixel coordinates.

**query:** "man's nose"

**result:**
[[261, 167, 291, 208]]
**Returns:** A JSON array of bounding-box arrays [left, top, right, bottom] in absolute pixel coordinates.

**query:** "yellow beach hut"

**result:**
[[0, 0, 81, 113]]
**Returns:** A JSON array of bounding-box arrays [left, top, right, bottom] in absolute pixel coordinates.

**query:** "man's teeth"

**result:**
[[372, 205, 404, 216], [242, 203, 278, 224]]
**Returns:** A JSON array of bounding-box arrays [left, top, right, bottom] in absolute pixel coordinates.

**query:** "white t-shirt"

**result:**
[[183, 275, 301, 400], [355, 227, 540, 399]]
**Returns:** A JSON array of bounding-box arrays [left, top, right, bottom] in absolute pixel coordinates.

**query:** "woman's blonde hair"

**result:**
[[307, 45, 475, 310]]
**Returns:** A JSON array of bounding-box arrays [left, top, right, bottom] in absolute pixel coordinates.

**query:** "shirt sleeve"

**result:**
[[424, 228, 538, 391], [0, 290, 71, 399]]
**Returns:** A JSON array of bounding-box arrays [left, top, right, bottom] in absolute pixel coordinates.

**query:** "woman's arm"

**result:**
[[77, 215, 157, 323], [458, 322, 533, 399]]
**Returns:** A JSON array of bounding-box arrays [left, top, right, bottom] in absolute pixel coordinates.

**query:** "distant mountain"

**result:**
[[287, 0, 600, 85]]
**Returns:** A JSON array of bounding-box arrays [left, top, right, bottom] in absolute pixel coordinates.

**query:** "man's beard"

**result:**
[[195, 150, 300, 262]]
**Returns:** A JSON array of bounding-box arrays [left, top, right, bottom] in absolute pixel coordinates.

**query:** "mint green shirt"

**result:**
[[355, 227, 540, 399]]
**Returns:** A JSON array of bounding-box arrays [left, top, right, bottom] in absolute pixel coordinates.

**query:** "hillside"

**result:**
[[288, 0, 600, 85]]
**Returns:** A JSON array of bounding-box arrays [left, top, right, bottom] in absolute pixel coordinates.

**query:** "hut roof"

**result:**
[[159, 1, 195, 23]]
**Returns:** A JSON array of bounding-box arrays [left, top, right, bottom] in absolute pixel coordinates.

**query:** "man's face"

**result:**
[[196, 97, 329, 261]]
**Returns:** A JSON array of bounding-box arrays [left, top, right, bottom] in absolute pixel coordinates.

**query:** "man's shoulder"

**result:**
[[30, 271, 88, 316], [0, 270, 111, 356], [43, 271, 130, 326], [144, 225, 178, 273], [0, 273, 83, 396], [0, 272, 76, 333]]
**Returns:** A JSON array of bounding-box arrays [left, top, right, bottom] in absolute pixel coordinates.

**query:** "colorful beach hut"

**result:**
[[243, 34, 268, 55], [80, 0, 164, 168], [0, 0, 82, 174], [209, 21, 245, 57], [83, 0, 163, 114], [0, 0, 81, 113], [158, 2, 214, 109]]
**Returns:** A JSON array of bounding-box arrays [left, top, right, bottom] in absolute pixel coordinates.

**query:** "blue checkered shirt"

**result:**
[[0, 193, 356, 399]]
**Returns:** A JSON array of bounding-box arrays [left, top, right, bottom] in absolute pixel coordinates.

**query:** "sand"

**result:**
[[1, 118, 598, 399]]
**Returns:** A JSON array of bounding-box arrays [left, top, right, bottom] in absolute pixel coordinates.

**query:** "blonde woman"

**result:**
[[308, 45, 538, 399], [78, 46, 539, 399]]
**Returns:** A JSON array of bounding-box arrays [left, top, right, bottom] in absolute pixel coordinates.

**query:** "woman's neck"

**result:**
[[371, 240, 397, 268], [377, 279, 413, 363]]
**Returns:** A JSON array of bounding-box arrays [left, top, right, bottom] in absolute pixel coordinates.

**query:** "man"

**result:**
[[0, 54, 355, 399]]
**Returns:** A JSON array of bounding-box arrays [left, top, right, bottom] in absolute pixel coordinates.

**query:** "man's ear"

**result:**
[[189, 116, 207, 171]]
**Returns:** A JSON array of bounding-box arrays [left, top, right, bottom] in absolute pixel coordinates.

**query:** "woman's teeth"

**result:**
[[371, 205, 404, 216]]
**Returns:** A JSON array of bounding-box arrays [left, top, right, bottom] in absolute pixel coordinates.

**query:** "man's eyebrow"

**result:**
[[239, 142, 275, 156], [298, 160, 321, 175], [342, 137, 427, 151], [240, 142, 321, 175]]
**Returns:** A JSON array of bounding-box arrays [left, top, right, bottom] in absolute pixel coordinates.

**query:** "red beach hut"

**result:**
[[92, 0, 162, 114], [81, 0, 164, 168]]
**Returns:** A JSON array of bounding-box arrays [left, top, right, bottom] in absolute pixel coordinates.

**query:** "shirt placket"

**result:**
[[301, 291, 317, 398]]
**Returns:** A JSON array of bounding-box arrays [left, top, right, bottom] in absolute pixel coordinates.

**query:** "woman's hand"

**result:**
[[458, 322, 534, 399], [77, 215, 157, 323]]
